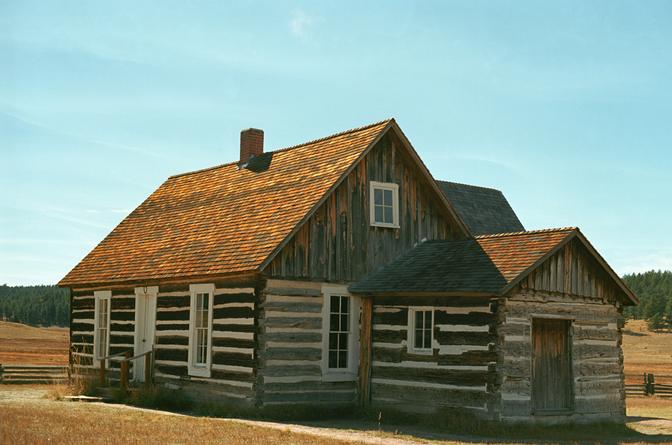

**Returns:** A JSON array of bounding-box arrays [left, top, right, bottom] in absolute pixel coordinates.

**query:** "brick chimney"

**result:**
[[240, 128, 264, 164]]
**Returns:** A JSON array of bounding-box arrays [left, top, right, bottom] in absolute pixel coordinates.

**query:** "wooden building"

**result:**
[[59, 119, 637, 423]]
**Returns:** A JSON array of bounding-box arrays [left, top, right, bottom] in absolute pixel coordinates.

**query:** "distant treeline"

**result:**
[[0, 284, 69, 327], [623, 270, 672, 329]]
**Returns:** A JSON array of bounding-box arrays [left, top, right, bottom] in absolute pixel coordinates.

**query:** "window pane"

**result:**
[[330, 296, 339, 312], [329, 350, 338, 368], [330, 313, 339, 331], [340, 314, 348, 332], [329, 332, 338, 349], [339, 351, 348, 369], [339, 333, 348, 350], [374, 188, 383, 205], [415, 311, 423, 328], [415, 328, 423, 349], [384, 189, 393, 206], [340, 297, 349, 313], [384, 206, 393, 223], [374, 206, 383, 222]]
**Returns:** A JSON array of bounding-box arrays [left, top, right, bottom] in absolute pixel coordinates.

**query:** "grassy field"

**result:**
[[0, 319, 671, 444], [623, 319, 672, 383], [0, 321, 68, 365]]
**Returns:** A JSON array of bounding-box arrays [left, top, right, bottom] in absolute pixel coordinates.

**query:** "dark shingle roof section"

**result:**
[[437, 181, 524, 236], [348, 239, 507, 295]]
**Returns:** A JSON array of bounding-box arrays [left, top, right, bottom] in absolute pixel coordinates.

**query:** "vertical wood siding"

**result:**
[[520, 238, 620, 303], [266, 131, 461, 281], [256, 279, 358, 406], [370, 296, 499, 418]]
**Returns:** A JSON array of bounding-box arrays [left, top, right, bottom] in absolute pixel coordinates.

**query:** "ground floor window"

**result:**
[[188, 283, 214, 377], [93, 290, 111, 364], [321, 285, 360, 380], [408, 308, 433, 354]]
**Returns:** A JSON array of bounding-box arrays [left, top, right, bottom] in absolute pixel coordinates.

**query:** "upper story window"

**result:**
[[93, 290, 111, 365], [188, 283, 214, 377], [370, 181, 399, 228], [408, 308, 434, 354]]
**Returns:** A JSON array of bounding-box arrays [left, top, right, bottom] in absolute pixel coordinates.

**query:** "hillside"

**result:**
[[0, 321, 68, 365], [623, 319, 672, 383]]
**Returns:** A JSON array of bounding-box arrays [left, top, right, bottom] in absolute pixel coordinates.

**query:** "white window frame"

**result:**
[[369, 181, 400, 228], [408, 307, 434, 355], [321, 284, 360, 382], [188, 283, 214, 377], [93, 290, 112, 366]]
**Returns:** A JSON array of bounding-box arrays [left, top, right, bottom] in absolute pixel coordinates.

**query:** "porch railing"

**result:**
[[98, 349, 154, 391]]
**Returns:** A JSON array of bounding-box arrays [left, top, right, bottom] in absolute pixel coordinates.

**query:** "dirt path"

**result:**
[[2, 386, 672, 444]]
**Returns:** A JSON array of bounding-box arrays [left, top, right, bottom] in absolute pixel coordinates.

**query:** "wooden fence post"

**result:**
[[120, 351, 130, 392], [144, 351, 152, 388]]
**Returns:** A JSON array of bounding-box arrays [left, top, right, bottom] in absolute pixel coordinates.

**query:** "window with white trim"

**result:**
[[188, 283, 214, 377], [93, 290, 111, 365], [408, 308, 433, 354], [321, 285, 360, 381], [370, 181, 399, 228]]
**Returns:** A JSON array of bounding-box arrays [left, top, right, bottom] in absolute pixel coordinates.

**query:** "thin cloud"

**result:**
[[289, 9, 318, 39]]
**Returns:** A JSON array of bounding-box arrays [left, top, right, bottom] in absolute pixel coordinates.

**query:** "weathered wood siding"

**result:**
[[70, 289, 136, 378], [369, 296, 499, 418], [267, 131, 462, 281], [520, 238, 621, 304], [255, 279, 358, 406], [497, 292, 624, 422], [153, 279, 260, 404]]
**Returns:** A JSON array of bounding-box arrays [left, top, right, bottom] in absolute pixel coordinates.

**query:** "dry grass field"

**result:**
[[0, 321, 68, 365], [1, 319, 671, 444], [623, 319, 672, 383]]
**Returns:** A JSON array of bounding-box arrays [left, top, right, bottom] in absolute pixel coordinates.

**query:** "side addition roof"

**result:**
[[437, 181, 524, 236], [350, 227, 637, 305]]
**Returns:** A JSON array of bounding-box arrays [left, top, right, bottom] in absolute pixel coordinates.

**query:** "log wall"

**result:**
[[70, 289, 136, 378], [497, 291, 625, 422], [255, 279, 358, 406], [369, 296, 499, 418], [267, 131, 462, 282], [153, 279, 260, 404]]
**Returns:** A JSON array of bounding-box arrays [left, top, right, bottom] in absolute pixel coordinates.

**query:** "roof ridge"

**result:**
[[169, 118, 394, 179], [475, 227, 578, 239], [437, 180, 502, 193]]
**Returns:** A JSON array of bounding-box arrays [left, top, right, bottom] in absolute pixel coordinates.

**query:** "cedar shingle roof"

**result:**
[[437, 181, 524, 235], [59, 120, 392, 286], [349, 228, 575, 295], [475, 227, 575, 282]]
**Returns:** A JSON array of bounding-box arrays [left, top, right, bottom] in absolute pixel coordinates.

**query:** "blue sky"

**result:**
[[2, 1, 671, 285]]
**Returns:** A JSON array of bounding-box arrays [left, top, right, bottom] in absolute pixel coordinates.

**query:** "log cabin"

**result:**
[[59, 119, 637, 423]]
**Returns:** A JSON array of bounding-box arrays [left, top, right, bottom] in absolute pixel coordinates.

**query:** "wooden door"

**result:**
[[532, 318, 573, 413], [134, 288, 157, 381]]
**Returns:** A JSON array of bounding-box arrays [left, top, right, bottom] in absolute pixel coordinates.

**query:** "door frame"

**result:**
[[530, 315, 575, 415], [134, 286, 158, 382]]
